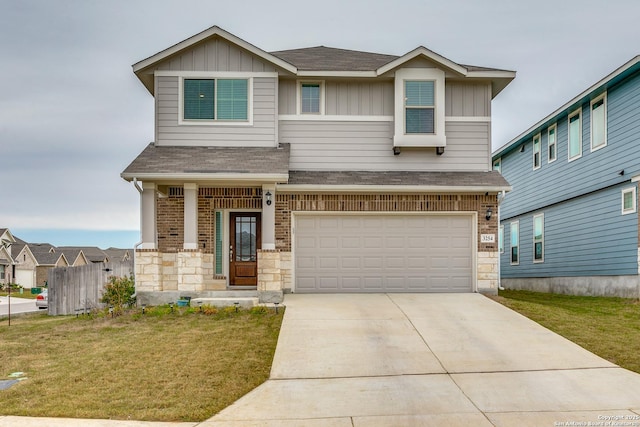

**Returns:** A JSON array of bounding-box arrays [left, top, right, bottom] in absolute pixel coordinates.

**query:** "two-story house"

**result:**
[[122, 26, 515, 304], [493, 57, 640, 298]]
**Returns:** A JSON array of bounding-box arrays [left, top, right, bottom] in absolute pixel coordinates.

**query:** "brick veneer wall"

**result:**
[[157, 187, 262, 253], [275, 193, 498, 252]]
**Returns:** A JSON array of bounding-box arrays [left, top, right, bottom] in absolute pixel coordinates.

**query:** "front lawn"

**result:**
[[0, 306, 283, 421], [493, 290, 640, 373]]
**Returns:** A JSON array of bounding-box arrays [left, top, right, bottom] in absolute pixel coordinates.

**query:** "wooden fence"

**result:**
[[48, 261, 134, 316]]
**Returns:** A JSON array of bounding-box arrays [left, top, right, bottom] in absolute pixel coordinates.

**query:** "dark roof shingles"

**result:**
[[270, 46, 398, 71], [288, 171, 510, 188], [122, 144, 290, 176]]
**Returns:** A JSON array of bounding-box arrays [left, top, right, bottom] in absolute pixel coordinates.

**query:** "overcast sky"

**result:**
[[1, 0, 639, 248]]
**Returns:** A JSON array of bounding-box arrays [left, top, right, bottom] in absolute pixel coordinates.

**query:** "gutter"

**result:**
[[277, 184, 512, 194], [497, 190, 506, 291]]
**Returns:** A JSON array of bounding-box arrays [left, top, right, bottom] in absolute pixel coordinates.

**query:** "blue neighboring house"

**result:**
[[493, 56, 640, 298]]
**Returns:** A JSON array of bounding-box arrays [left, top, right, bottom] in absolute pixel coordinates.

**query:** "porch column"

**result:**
[[140, 182, 157, 249], [262, 184, 276, 250], [183, 183, 198, 250]]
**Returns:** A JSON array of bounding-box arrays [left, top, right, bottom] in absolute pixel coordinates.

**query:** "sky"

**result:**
[[1, 0, 639, 249]]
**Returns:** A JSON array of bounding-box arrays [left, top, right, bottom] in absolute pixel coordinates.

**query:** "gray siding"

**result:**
[[445, 82, 491, 117], [500, 184, 638, 278], [278, 79, 394, 116], [500, 72, 640, 220], [153, 37, 277, 73], [282, 120, 490, 171], [156, 76, 277, 147]]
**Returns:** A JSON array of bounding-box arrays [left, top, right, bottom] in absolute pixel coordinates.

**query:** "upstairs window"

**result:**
[[548, 124, 557, 163], [533, 133, 541, 170], [405, 81, 435, 134], [622, 187, 637, 215], [183, 78, 249, 122], [568, 109, 582, 161], [510, 221, 519, 265], [300, 82, 321, 114], [591, 93, 607, 151]]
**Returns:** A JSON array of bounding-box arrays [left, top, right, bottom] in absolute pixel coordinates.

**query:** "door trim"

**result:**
[[229, 212, 262, 287]]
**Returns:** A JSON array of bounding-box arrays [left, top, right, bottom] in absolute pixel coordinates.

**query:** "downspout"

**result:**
[[132, 178, 143, 294], [497, 190, 506, 291]]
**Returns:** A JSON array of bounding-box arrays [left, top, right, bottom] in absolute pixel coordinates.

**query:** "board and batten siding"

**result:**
[[500, 72, 640, 220], [278, 79, 394, 116], [282, 120, 491, 171], [155, 76, 277, 147], [152, 37, 278, 73], [501, 184, 638, 278], [279, 80, 489, 117]]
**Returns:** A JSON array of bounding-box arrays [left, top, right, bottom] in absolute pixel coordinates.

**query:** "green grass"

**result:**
[[0, 291, 39, 299], [493, 290, 640, 373], [0, 305, 283, 421]]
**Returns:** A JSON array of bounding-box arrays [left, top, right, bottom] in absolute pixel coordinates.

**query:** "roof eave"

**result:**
[[132, 25, 298, 94], [276, 184, 512, 193], [377, 46, 468, 76], [493, 55, 640, 159], [121, 172, 289, 184]]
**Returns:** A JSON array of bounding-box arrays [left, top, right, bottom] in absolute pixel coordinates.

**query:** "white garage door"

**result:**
[[294, 214, 474, 293], [15, 269, 35, 288]]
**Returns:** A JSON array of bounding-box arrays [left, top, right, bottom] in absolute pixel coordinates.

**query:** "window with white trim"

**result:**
[[393, 68, 445, 147], [548, 124, 557, 163], [405, 80, 435, 134], [510, 221, 519, 265], [533, 133, 541, 170], [299, 81, 324, 115], [568, 109, 582, 161], [493, 158, 501, 173], [0, 264, 4, 280], [499, 225, 504, 254], [182, 78, 249, 122], [591, 93, 607, 151], [622, 187, 636, 215], [533, 214, 544, 263]]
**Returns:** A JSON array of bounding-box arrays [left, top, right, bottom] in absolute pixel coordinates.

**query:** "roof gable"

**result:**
[[494, 55, 640, 158]]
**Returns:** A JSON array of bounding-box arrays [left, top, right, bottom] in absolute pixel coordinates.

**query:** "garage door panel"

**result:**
[[294, 214, 473, 293]]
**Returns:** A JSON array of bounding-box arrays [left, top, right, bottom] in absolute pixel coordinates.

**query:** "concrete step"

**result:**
[[191, 297, 258, 308]]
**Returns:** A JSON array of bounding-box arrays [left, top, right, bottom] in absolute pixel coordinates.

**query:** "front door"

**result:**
[[229, 213, 261, 286]]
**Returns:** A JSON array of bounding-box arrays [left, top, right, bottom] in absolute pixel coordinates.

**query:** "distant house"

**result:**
[[122, 25, 514, 304], [14, 244, 68, 288], [57, 248, 89, 267], [492, 56, 640, 298], [103, 248, 131, 262], [58, 247, 108, 264], [0, 228, 16, 286]]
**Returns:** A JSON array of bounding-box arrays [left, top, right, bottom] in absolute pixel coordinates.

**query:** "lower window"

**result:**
[[622, 187, 637, 215], [533, 214, 544, 263], [510, 221, 519, 265]]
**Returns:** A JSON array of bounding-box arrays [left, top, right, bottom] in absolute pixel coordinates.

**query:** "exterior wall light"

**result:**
[[486, 208, 493, 221], [265, 191, 272, 206]]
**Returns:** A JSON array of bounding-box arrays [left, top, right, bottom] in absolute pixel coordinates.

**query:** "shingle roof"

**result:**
[[28, 244, 63, 265], [270, 46, 399, 71], [58, 247, 107, 263], [58, 248, 84, 265], [103, 248, 130, 262], [121, 143, 290, 178], [287, 170, 510, 189]]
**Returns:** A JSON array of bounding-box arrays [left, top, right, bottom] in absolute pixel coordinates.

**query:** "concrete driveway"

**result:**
[[204, 293, 640, 426]]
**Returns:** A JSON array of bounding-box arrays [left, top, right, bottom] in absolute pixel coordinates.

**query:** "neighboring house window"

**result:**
[[591, 93, 607, 151], [622, 187, 637, 215], [183, 78, 249, 122], [499, 225, 504, 254], [533, 214, 544, 263], [300, 82, 322, 114], [568, 109, 582, 161], [547, 124, 557, 163], [405, 80, 435, 134], [510, 221, 519, 265], [533, 133, 541, 170], [493, 158, 501, 173], [0, 265, 4, 280]]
